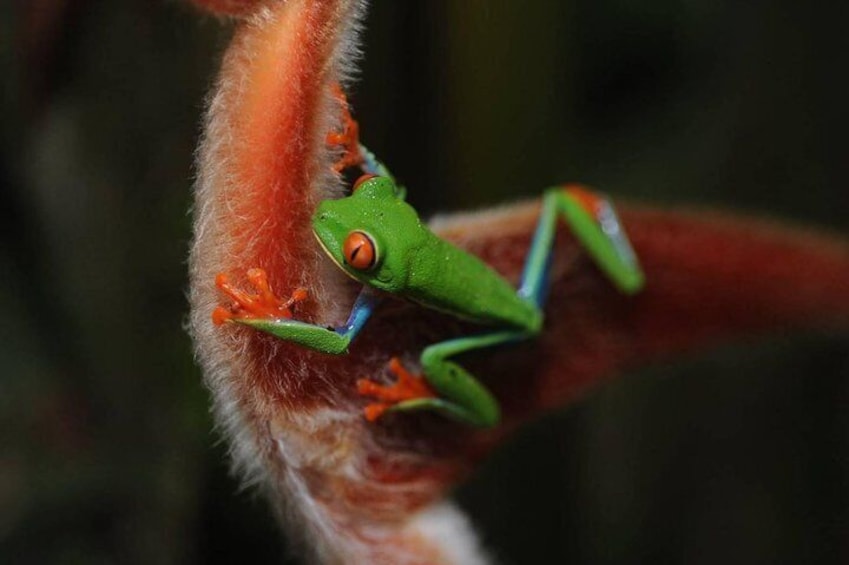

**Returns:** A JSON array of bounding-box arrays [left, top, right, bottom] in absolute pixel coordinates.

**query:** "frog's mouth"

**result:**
[[313, 227, 342, 269]]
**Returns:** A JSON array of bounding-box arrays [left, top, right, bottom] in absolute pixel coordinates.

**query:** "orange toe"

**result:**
[[563, 184, 604, 217], [213, 268, 307, 324], [363, 403, 389, 422], [326, 83, 364, 173], [356, 358, 436, 422]]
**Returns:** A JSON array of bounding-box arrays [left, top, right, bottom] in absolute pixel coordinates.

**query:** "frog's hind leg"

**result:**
[[519, 185, 644, 308], [358, 330, 527, 427]]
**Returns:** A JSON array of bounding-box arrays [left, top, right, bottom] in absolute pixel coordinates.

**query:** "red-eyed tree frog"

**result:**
[[213, 96, 644, 428]]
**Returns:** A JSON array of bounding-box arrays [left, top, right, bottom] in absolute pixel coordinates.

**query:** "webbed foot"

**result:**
[[356, 357, 436, 422], [563, 184, 604, 216], [213, 268, 307, 325], [326, 83, 364, 173]]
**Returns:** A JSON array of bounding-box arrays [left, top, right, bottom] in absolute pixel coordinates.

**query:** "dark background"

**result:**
[[2, 1, 847, 563]]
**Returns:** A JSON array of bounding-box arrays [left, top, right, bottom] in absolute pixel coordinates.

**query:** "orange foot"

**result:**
[[563, 184, 604, 217], [212, 268, 307, 325], [326, 82, 364, 173], [356, 357, 437, 422]]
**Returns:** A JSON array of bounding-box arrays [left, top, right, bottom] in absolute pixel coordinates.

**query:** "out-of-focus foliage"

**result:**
[[1, 1, 846, 564]]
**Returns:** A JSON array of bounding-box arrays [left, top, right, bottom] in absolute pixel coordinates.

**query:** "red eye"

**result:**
[[353, 174, 378, 192], [343, 231, 377, 270]]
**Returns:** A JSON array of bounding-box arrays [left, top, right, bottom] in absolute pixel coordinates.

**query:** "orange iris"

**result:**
[[343, 231, 376, 270]]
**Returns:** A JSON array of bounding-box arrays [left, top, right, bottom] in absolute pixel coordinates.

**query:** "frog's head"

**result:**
[[312, 176, 423, 292]]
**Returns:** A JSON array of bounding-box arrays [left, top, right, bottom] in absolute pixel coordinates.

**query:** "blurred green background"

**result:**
[[2, 1, 847, 563]]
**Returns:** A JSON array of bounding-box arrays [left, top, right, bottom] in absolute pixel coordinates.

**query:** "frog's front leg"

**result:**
[[214, 268, 381, 355]]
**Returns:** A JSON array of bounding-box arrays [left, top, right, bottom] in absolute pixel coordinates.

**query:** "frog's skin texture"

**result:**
[[217, 173, 643, 427]]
